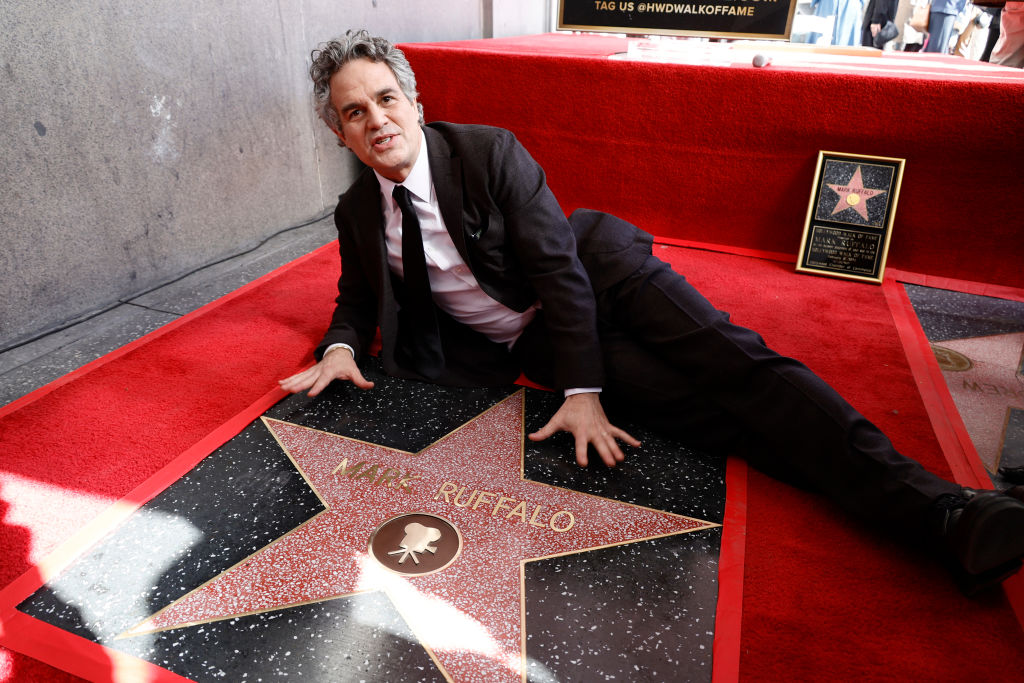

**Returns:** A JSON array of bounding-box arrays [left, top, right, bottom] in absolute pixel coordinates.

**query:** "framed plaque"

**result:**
[[558, 0, 797, 41], [796, 151, 905, 284]]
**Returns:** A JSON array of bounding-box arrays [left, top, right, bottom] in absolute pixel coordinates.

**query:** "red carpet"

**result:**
[[399, 35, 1024, 290], [2, 241, 1023, 681]]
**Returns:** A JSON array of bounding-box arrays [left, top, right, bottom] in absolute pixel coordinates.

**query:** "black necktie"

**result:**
[[392, 185, 444, 378]]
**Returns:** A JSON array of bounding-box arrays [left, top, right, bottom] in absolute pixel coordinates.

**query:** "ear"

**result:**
[[332, 126, 348, 148]]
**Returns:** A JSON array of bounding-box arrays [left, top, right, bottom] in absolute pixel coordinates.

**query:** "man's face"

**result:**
[[330, 59, 422, 183]]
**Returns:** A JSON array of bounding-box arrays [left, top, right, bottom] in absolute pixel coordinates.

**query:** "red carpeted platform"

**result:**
[[2, 240, 1023, 681], [399, 33, 1024, 289]]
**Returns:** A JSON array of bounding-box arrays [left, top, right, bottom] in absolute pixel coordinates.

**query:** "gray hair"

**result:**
[[310, 29, 425, 139]]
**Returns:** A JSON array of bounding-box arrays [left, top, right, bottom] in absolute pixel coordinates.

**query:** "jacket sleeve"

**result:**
[[314, 198, 380, 361], [486, 129, 605, 389]]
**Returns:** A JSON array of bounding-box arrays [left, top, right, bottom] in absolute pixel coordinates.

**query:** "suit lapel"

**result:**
[[424, 127, 470, 265]]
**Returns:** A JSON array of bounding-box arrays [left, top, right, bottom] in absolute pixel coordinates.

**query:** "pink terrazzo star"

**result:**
[[827, 165, 886, 221], [935, 332, 1024, 474], [122, 391, 716, 682]]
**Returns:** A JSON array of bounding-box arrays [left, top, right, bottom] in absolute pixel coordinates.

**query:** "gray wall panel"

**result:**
[[0, 0, 547, 348]]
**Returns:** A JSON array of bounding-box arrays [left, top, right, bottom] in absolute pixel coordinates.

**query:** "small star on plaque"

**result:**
[[827, 165, 886, 221]]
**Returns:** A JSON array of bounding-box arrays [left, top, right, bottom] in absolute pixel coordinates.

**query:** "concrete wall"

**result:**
[[0, 0, 550, 350]]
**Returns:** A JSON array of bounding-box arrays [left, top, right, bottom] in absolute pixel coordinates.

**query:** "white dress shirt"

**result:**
[[329, 131, 597, 396], [373, 135, 538, 347]]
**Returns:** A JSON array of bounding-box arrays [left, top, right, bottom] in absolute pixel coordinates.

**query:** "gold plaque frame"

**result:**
[[796, 151, 905, 284]]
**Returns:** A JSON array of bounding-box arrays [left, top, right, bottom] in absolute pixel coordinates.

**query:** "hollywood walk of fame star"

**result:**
[[120, 391, 716, 682], [827, 165, 886, 221], [933, 332, 1024, 474]]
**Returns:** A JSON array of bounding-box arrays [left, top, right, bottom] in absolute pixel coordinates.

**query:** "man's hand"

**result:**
[[278, 347, 374, 396], [528, 392, 640, 468]]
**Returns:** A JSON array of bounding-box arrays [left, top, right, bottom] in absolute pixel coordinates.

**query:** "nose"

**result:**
[[366, 104, 388, 129]]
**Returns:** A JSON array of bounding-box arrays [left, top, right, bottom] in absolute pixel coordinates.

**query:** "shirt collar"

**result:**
[[374, 128, 432, 204]]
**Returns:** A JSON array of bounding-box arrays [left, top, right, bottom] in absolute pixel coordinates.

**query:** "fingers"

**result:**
[[278, 367, 318, 394], [574, 432, 591, 468], [530, 416, 598, 467], [586, 430, 626, 468], [278, 350, 375, 396], [612, 426, 642, 449], [527, 421, 557, 442], [306, 369, 334, 397], [320, 347, 374, 391], [529, 394, 640, 468], [348, 366, 375, 390], [279, 366, 329, 397]]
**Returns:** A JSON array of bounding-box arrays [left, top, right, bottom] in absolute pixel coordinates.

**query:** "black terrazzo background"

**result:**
[[524, 528, 722, 683], [522, 388, 725, 523], [19, 358, 725, 682], [905, 284, 1024, 343]]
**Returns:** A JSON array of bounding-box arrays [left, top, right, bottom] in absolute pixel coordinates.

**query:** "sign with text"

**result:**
[[797, 152, 905, 284], [558, 0, 797, 40]]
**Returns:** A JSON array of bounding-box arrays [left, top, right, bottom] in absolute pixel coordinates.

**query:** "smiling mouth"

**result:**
[[373, 134, 395, 147]]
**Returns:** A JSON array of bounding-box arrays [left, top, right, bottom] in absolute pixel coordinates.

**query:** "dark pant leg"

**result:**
[[595, 255, 960, 533], [518, 315, 751, 456]]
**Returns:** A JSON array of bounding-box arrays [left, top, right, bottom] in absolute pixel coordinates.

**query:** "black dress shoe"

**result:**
[[998, 466, 1024, 485], [935, 488, 1024, 595]]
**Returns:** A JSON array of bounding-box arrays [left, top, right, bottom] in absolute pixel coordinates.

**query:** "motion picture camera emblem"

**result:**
[[369, 512, 463, 576]]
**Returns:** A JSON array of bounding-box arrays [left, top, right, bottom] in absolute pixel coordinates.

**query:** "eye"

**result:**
[[381, 95, 395, 104], [347, 108, 362, 121]]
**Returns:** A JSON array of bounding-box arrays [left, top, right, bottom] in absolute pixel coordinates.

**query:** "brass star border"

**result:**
[[118, 390, 717, 682]]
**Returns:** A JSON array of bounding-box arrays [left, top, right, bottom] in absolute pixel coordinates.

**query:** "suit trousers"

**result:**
[[516, 253, 960, 535]]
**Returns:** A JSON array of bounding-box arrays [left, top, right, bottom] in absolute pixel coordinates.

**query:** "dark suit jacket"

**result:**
[[316, 123, 652, 389]]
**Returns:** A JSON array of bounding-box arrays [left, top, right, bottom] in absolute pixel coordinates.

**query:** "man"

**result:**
[[926, 0, 970, 52], [281, 30, 1024, 594]]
